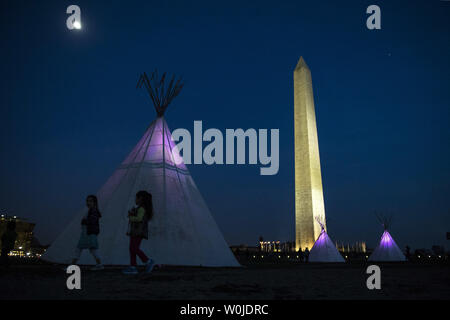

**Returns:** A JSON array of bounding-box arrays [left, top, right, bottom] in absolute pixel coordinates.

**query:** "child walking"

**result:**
[[70, 195, 104, 270], [122, 190, 155, 275]]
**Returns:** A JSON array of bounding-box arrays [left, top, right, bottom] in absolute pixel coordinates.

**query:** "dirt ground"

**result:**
[[0, 262, 449, 300]]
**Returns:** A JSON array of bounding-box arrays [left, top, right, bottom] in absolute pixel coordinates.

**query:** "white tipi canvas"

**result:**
[[368, 230, 406, 262], [309, 221, 345, 263], [43, 72, 239, 267]]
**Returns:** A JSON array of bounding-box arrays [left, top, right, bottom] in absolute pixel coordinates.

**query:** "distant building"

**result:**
[[0, 214, 35, 257], [230, 237, 297, 255], [230, 244, 259, 254], [431, 245, 445, 255], [259, 239, 296, 253], [235, 237, 367, 256], [335, 241, 367, 253]]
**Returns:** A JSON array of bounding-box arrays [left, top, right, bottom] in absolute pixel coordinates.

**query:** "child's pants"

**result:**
[[74, 248, 100, 261], [129, 236, 148, 266]]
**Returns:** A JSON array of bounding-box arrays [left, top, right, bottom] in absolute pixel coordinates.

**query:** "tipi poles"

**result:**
[[123, 121, 157, 219], [162, 117, 167, 218], [101, 120, 156, 210], [163, 120, 194, 218], [163, 119, 203, 257], [137, 71, 184, 117]]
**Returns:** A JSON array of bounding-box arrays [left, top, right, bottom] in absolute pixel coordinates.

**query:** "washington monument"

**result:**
[[294, 57, 326, 251]]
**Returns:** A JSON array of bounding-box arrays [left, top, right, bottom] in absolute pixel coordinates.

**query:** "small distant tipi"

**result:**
[[309, 218, 345, 263], [43, 71, 240, 267], [368, 214, 406, 262]]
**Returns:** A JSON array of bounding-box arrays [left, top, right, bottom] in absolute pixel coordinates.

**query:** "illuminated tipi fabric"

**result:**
[[368, 215, 405, 262], [309, 218, 345, 263], [43, 71, 239, 267]]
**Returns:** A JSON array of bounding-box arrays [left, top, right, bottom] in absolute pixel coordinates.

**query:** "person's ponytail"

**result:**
[[136, 190, 153, 221]]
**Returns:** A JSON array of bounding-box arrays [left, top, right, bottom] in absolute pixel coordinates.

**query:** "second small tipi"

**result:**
[[368, 215, 406, 262], [43, 71, 240, 267], [309, 218, 345, 263]]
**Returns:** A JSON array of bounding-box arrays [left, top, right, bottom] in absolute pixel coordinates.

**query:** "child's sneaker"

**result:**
[[145, 259, 155, 273], [122, 266, 138, 275], [91, 264, 104, 271]]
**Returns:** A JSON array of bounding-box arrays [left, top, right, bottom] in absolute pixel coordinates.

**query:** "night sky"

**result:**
[[1, 0, 449, 250]]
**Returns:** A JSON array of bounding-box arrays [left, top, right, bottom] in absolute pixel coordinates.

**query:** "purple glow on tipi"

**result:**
[[309, 227, 345, 263], [380, 231, 395, 247], [368, 230, 406, 262]]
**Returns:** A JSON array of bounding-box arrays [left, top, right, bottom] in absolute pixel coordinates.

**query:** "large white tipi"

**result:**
[[368, 215, 406, 262], [309, 218, 345, 263], [43, 71, 240, 267]]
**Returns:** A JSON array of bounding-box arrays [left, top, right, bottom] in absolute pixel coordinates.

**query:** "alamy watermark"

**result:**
[[366, 265, 381, 290], [66, 5, 82, 30], [172, 121, 279, 176], [66, 265, 81, 290], [366, 5, 381, 30]]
